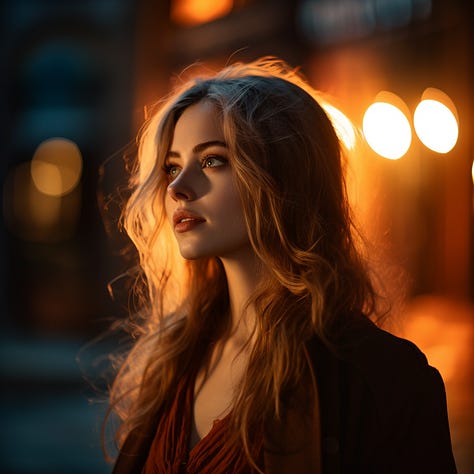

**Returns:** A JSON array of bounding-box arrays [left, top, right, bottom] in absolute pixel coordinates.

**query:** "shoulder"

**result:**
[[338, 317, 430, 376], [306, 317, 457, 472], [308, 316, 445, 421], [340, 317, 442, 400]]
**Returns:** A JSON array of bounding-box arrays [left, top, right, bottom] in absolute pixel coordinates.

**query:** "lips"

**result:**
[[173, 209, 205, 233]]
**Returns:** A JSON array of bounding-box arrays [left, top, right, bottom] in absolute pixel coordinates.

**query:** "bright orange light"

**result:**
[[400, 296, 474, 384], [414, 89, 458, 154], [362, 92, 412, 160], [31, 138, 82, 197], [171, 0, 233, 26], [321, 103, 356, 150]]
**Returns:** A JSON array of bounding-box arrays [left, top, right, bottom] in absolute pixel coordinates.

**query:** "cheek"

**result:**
[[164, 193, 174, 223], [217, 179, 240, 209], [220, 184, 247, 228], [231, 195, 246, 222]]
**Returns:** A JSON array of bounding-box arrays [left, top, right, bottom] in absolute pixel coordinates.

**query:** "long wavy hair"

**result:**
[[109, 57, 377, 467]]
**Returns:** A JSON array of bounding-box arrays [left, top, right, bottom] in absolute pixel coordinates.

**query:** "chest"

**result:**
[[191, 348, 247, 447]]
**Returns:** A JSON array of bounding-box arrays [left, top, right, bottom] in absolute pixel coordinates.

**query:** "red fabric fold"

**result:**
[[142, 375, 262, 473]]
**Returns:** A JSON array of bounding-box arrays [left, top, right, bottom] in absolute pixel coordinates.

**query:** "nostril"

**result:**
[[176, 191, 189, 200], [167, 182, 194, 201]]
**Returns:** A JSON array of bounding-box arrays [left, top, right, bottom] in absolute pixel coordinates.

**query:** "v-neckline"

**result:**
[[187, 372, 231, 452]]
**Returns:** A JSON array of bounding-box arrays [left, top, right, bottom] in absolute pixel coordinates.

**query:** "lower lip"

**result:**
[[175, 219, 205, 233]]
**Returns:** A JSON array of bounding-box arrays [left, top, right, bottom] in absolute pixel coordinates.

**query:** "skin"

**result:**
[[165, 100, 250, 262], [164, 100, 262, 447]]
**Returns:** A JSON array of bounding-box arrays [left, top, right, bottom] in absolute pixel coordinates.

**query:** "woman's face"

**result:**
[[164, 100, 251, 262]]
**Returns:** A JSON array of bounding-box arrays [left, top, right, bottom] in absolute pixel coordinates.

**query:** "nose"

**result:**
[[166, 169, 197, 202]]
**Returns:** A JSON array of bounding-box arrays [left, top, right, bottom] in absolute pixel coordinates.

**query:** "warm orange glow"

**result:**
[[404, 315, 469, 382], [3, 161, 81, 242], [321, 102, 356, 150], [31, 138, 83, 197], [171, 0, 233, 26], [28, 177, 62, 228], [414, 88, 459, 154], [399, 296, 474, 384], [4, 162, 61, 239], [362, 92, 412, 160]]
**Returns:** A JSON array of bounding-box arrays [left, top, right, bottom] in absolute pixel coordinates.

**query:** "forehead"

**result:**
[[171, 100, 224, 151]]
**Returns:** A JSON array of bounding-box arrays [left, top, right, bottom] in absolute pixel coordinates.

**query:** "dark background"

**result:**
[[1, 1, 473, 472]]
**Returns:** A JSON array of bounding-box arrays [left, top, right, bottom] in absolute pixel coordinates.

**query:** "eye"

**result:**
[[201, 155, 227, 169], [163, 163, 181, 181]]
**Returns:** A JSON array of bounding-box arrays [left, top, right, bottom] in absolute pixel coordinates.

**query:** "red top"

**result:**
[[142, 375, 262, 473]]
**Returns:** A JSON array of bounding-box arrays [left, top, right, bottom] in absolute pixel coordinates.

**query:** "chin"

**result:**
[[179, 252, 201, 261], [177, 245, 211, 260]]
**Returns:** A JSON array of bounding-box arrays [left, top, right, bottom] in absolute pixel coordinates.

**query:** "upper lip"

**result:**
[[172, 209, 206, 227]]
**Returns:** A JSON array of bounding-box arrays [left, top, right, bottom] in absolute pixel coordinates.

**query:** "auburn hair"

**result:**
[[108, 57, 377, 468]]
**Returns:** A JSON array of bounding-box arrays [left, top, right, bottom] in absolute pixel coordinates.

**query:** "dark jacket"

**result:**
[[112, 318, 457, 473]]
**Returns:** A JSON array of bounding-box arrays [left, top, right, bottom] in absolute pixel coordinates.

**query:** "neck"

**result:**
[[219, 249, 262, 348]]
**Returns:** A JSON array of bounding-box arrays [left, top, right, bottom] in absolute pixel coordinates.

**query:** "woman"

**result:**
[[109, 58, 456, 473]]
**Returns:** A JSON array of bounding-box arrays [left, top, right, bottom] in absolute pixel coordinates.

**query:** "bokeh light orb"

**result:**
[[31, 137, 83, 196], [171, 0, 233, 26], [363, 102, 412, 160], [414, 99, 458, 153]]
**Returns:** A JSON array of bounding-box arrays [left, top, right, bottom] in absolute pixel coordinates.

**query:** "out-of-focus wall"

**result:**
[[1, 1, 136, 472]]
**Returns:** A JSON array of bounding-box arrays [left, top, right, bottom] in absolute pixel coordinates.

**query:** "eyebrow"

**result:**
[[167, 140, 227, 158]]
